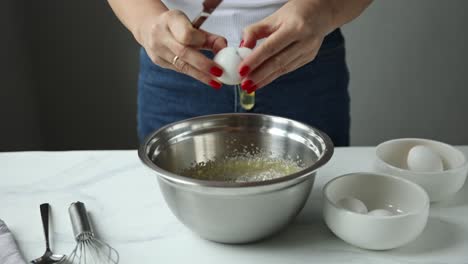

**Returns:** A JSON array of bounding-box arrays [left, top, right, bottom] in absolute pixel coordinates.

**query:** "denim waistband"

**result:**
[[320, 28, 345, 51]]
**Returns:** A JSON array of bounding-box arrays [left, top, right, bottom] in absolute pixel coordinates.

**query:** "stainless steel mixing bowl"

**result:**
[[138, 113, 333, 243]]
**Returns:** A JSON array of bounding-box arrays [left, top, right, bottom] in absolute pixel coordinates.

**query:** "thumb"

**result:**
[[241, 20, 276, 48]]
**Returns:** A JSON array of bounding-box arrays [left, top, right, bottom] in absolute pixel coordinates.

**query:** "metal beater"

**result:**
[[59, 202, 119, 264]]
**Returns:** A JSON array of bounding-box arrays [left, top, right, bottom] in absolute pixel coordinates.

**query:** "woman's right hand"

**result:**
[[135, 10, 227, 89]]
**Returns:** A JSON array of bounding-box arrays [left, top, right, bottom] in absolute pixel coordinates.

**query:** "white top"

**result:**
[[2, 147, 468, 263], [162, 0, 288, 46]]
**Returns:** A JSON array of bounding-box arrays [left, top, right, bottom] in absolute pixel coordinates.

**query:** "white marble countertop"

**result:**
[[1, 147, 468, 264]]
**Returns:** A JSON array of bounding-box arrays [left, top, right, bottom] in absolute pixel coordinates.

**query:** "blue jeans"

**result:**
[[137, 29, 350, 146]]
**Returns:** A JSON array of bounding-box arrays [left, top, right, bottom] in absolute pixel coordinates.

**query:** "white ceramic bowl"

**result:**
[[375, 138, 468, 202], [323, 173, 430, 250]]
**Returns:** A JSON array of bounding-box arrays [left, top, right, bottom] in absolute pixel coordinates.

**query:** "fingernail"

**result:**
[[210, 66, 223, 77], [209, 80, 222, 90], [239, 65, 250, 77], [241, 80, 253, 91], [247, 85, 257, 94], [239, 39, 244, 47]]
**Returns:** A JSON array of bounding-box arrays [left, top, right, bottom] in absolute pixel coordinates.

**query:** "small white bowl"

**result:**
[[375, 138, 468, 202], [323, 172, 429, 250]]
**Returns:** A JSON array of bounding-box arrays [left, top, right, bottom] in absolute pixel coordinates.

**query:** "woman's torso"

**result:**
[[163, 0, 294, 46], [162, 0, 343, 49], [140, 1, 349, 145]]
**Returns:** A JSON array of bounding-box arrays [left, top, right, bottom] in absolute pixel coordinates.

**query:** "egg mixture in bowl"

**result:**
[[178, 145, 305, 183]]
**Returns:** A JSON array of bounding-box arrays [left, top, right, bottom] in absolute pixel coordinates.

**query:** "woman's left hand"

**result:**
[[238, 0, 337, 93]]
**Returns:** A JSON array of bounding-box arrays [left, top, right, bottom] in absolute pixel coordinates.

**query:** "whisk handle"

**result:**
[[69, 201, 93, 239]]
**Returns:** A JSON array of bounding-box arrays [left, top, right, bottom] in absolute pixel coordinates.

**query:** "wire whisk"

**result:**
[[59, 202, 119, 264]]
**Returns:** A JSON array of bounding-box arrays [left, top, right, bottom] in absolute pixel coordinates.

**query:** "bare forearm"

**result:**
[[107, 0, 168, 42], [327, 0, 373, 29]]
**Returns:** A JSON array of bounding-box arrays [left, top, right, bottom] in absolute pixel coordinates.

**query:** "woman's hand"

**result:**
[[238, 0, 371, 93], [136, 10, 228, 89]]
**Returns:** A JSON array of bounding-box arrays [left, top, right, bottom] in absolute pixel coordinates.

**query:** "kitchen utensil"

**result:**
[[58, 202, 119, 264], [191, 0, 223, 29], [31, 203, 65, 264], [323, 172, 430, 250], [374, 138, 468, 202], [139, 113, 333, 243]]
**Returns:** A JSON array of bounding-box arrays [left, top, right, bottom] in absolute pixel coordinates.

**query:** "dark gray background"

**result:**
[[1, 0, 467, 151]]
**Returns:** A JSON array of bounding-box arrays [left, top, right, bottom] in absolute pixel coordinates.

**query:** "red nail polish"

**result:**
[[210, 66, 223, 77], [241, 80, 253, 91], [209, 80, 222, 90], [247, 85, 257, 94], [239, 39, 244, 47], [239, 65, 250, 77]]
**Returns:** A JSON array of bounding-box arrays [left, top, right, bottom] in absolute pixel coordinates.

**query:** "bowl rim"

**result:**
[[323, 172, 430, 219], [138, 113, 334, 188], [375, 138, 468, 175]]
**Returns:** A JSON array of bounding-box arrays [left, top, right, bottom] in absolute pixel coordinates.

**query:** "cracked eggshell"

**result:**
[[237, 47, 253, 59], [214, 47, 252, 85]]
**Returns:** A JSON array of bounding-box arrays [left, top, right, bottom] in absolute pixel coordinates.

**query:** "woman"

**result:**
[[108, 0, 372, 146]]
